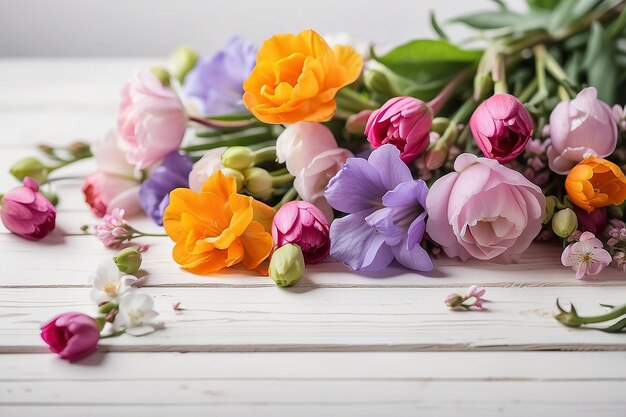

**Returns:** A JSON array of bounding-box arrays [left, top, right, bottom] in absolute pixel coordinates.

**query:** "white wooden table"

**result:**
[[1, 59, 625, 417]]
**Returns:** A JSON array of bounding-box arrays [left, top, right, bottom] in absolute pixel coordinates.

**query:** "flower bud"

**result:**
[[551, 208, 578, 238], [113, 247, 142, 274], [543, 196, 559, 224], [444, 293, 464, 308], [221, 146, 255, 170], [150, 65, 171, 87], [424, 143, 448, 170], [345, 110, 374, 134], [269, 243, 305, 287], [67, 141, 91, 158], [10, 157, 50, 183], [169, 46, 198, 83], [220, 168, 245, 192], [243, 167, 273, 200], [364, 69, 397, 98]]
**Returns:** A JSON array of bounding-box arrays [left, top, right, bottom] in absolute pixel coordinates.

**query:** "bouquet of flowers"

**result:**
[[4, 0, 626, 290]]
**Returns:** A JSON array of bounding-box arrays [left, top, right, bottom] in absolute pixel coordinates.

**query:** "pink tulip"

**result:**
[[40, 312, 100, 361], [0, 177, 56, 240], [547, 87, 617, 174], [426, 153, 545, 262], [469, 94, 533, 163], [365, 96, 432, 164], [272, 201, 331, 264], [276, 123, 352, 222], [82, 131, 142, 217], [117, 72, 188, 169]]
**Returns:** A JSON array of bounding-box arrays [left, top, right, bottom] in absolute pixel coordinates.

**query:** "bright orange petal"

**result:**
[[239, 221, 274, 270]]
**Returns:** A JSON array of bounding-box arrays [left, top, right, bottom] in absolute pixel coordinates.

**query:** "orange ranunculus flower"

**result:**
[[243, 29, 363, 124], [565, 156, 626, 213], [163, 170, 276, 275]]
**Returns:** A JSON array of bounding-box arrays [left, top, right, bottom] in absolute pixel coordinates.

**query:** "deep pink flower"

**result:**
[[548, 87, 617, 174], [0, 177, 55, 240], [561, 231, 611, 279], [573, 206, 607, 235], [365, 96, 433, 164], [117, 72, 188, 169], [271, 201, 330, 264], [469, 94, 533, 163], [40, 312, 100, 361]]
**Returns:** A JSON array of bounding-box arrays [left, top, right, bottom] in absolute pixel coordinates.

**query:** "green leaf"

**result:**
[[378, 40, 481, 81], [602, 317, 626, 333], [451, 10, 550, 31], [549, 0, 601, 36], [430, 11, 448, 40], [527, 0, 561, 9], [583, 21, 618, 103]]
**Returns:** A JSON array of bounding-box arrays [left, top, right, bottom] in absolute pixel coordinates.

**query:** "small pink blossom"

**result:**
[[95, 208, 132, 249], [172, 302, 182, 311], [445, 285, 487, 310], [561, 231, 612, 279]]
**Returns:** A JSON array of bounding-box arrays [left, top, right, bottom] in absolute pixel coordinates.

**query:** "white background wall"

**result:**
[[0, 0, 526, 57]]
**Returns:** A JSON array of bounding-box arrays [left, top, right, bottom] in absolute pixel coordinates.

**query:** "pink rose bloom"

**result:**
[[469, 94, 533, 163], [188, 147, 227, 192], [365, 96, 432, 164], [561, 231, 612, 279], [117, 72, 188, 169], [547, 87, 617, 174], [1, 177, 56, 240], [82, 131, 142, 217], [426, 153, 545, 262], [272, 201, 330, 264], [40, 312, 100, 361], [276, 122, 353, 222]]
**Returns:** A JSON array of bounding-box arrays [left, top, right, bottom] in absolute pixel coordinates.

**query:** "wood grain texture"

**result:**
[[1, 352, 625, 417], [2, 287, 626, 352]]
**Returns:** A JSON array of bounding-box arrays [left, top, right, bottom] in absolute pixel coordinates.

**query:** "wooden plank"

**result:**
[[1, 287, 626, 352], [0, 352, 625, 417], [0, 234, 624, 287]]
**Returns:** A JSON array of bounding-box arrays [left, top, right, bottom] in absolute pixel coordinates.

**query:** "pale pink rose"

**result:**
[[547, 87, 617, 174], [188, 147, 227, 192], [276, 122, 353, 221], [426, 153, 546, 262], [561, 231, 612, 279], [82, 131, 142, 217], [117, 72, 188, 169]]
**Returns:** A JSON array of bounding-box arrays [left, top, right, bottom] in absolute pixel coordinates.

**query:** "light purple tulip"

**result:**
[[547, 87, 617, 174]]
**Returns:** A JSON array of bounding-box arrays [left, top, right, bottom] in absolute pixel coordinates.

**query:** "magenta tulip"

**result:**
[[470, 94, 533, 163], [271, 201, 330, 264], [40, 312, 100, 361], [365, 96, 433, 164], [0, 177, 56, 240]]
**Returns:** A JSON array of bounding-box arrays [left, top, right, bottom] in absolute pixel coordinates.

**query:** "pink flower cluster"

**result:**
[[94, 208, 132, 249]]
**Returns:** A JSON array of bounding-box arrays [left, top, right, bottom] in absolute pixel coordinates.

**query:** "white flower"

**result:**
[[90, 259, 136, 304], [113, 290, 161, 336]]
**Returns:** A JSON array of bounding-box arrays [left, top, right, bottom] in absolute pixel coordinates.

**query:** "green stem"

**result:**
[[41, 175, 85, 184], [572, 304, 626, 325], [253, 146, 277, 164], [271, 168, 289, 176], [428, 69, 471, 114], [543, 48, 577, 98], [336, 88, 378, 111], [180, 131, 274, 152], [271, 173, 295, 187], [530, 45, 548, 106], [273, 188, 298, 210]]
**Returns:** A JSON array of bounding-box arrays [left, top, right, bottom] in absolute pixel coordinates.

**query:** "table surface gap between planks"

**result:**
[[0, 59, 625, 416]]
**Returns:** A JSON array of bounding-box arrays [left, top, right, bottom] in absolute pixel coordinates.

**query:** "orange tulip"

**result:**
[[163, 170, 276, 275], [243, 29, 363, 124], [565, 156, 626, 213]]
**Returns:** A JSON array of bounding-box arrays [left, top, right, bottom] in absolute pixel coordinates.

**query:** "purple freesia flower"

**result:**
[[324, 144, 432, 272], [183, 37, 256, 115], [139, 152, 193, 225]]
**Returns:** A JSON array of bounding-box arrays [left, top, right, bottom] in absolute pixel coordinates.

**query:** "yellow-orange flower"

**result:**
[[243, 29, 363, 124], [565, 156, 626, 213], [163, 170, 276, 275]]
